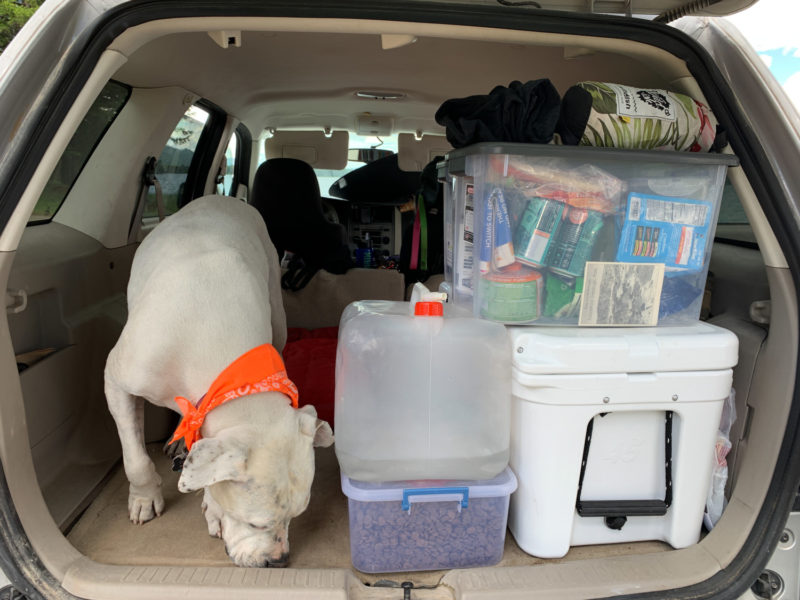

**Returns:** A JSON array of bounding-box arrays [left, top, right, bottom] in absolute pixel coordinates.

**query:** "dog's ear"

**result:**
[[177, 437, 249, 492], [297, 405, 334, 448]]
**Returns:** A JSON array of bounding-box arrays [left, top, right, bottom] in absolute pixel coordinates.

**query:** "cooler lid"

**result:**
[[509, 321, 739, 375], [341, 467, 517, 504]]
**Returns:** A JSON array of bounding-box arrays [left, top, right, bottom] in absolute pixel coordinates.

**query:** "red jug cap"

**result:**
[[414, 301, 444, 316]]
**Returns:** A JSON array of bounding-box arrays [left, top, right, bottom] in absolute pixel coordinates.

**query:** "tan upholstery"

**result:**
[[282, 268, 405, 329], [264, 131, 349, 169], [397, 133, 452, 171]]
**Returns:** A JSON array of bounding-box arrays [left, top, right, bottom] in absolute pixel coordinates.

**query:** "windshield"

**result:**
[[315, 134, 398, 195], [256, 133, 398, 196]]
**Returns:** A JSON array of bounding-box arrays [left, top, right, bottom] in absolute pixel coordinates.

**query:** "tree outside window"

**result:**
[[0, 1, 44, 54]]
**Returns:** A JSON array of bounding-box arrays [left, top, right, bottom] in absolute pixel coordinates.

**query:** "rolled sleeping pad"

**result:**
[[556, 82, 719, 152]]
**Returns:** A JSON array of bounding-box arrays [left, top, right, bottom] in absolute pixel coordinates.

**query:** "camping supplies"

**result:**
[[439, 143, 737, 325], [334, 294, 511, 482], [557, 82, 719, 152], [506, 322, 738, 557]]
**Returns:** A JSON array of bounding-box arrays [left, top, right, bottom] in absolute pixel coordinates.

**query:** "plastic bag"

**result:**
[[704, 388, 736, 530]]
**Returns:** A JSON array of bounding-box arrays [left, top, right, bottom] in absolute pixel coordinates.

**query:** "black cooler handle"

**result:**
[[575, 411, 673, 530]]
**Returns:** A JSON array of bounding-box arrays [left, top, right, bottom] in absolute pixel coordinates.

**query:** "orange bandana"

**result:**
[[171, 344, 299, 450]]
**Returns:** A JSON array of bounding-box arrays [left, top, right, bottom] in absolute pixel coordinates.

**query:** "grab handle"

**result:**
[[401, 486, 469, 512]]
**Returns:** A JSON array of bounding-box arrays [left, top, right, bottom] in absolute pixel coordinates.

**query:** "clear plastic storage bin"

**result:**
[[440, 143, 738, 326], [335, 299, 511, 482], [342, 468, 517, 573]]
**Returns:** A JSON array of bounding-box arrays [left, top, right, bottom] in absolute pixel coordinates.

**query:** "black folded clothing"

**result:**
[[435, 79, 561, 148]]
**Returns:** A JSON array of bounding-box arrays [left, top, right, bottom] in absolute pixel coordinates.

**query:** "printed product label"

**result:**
[[480, 188, 515, 273], [616, 193, 712, 272], [479, 277, 541, 323], [456, 183, 475, 294], [607, 83, 677, 122], [464, 185, 474, 243], [546, 208, 605, 278], [514, 197, 563, 267]]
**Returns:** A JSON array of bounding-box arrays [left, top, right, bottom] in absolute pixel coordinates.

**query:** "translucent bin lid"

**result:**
[[341, 468, 517, 503], [441, 142, 739, 176], [509, 321, 739, 375]]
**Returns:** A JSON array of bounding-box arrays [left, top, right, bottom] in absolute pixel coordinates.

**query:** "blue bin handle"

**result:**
[[401, 486, 469, 511]]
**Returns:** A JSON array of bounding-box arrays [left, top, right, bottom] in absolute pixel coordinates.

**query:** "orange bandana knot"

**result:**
[[171, 344, 299, 450]]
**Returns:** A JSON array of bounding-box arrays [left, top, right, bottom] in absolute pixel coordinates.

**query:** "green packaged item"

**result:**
[[546, 207, 605, 278], [514, 197, 564, 268], [479, 263, 542, 323], [544, 273, 575, 317], [543, 273, 584, 319]]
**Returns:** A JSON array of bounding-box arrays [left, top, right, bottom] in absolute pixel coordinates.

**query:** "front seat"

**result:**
[[250, 158, 351, 289]]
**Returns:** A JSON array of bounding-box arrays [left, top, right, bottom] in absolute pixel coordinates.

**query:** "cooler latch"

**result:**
[[575, 411, 673, 527]]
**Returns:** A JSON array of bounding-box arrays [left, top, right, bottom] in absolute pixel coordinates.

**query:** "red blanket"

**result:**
[[283, 327, 338, 429]]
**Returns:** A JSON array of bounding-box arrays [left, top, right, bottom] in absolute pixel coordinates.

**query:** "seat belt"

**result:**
[[128, 156, 165, 243]]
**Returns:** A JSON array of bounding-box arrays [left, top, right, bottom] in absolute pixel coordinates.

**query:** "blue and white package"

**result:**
[[479, 188, 514, 273], [479, 189, 495, 274], [492, 189, 515, 268], [616, 192, 712, 272]]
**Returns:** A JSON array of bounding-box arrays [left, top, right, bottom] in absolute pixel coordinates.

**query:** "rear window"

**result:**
[[28, 80, 131, 223]]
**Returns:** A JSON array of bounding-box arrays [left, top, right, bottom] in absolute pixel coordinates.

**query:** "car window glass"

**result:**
[[717, 178, 749, 225], [28, 80, 130, 223], [314, 134, 398, 194], [714, 177, 757, 245], [216, 133, 238, 196], [144, 105, 211, 218]]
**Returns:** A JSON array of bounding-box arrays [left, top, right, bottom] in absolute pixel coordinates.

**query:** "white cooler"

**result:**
[[507, 322, 738, 558]]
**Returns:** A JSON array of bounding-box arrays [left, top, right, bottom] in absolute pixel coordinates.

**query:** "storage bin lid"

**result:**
[[509, 321, 739, 375], [442, 142, 739, 176], [341, 467, 517, 503]]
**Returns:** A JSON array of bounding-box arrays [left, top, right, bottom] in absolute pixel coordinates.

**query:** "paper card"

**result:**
[[579, 261, 665, 327]]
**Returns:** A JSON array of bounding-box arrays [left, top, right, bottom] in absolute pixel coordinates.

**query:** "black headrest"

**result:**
[[250, 158, 347, 269]]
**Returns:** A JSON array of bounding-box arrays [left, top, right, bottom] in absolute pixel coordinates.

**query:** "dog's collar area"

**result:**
[[171, 344, 299, 450]]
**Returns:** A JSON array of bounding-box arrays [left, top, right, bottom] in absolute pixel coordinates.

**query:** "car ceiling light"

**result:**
[[355, 91, 406, 101]]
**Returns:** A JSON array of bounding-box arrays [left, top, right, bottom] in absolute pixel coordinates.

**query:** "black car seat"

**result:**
[[250, 158, 351, 290], [398, 157, 445, 287]]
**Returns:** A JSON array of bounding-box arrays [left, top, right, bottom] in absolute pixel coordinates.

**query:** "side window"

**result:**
[[715, 177, 756, 245], [717, 179, 749, 225], [217, 133, 239, 196], [28, 80, 130, 223], [143, 105, 211, 218]]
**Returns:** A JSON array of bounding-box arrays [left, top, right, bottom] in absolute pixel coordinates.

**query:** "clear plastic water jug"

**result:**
[[334, 297, 511, 482]]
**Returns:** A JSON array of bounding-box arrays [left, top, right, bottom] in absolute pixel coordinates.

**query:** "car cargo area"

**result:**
[[65, 444, 670, 585], [0, 8, 796, 600]]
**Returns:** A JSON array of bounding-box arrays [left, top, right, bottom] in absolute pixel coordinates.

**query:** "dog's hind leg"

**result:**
[[105, 378, 165, 524]]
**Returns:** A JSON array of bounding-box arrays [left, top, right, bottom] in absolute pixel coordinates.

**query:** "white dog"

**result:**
[[104, 195, 333, 568]]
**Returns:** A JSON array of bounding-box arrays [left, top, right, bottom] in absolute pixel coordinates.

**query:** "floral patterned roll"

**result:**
[[557, 81, 718, 152]]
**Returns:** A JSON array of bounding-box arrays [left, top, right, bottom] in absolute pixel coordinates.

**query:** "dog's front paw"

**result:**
[[163, 438, 188, 467], [202, 488, 224, 538], [128, 483, 165, 524]]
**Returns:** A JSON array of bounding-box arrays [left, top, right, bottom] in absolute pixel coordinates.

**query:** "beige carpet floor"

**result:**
[[67, 444, 670, 586]]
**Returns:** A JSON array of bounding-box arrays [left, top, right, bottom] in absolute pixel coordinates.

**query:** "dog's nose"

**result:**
[[267, 552, 290, 568]]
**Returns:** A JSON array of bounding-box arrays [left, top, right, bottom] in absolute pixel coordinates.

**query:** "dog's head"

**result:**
[[177, 404, 334, 567]]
